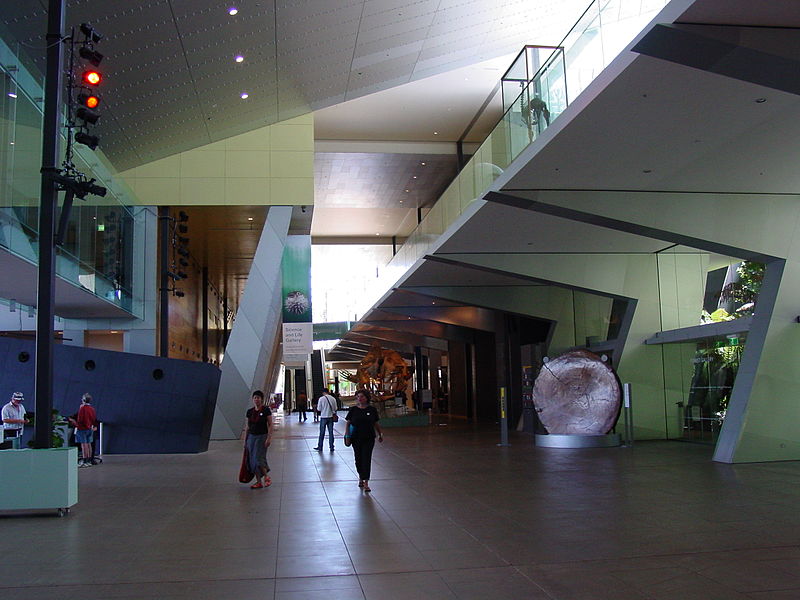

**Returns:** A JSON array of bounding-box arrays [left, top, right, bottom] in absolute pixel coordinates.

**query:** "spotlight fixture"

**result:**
[[228, 7, 239, 15], [240, 92, 249, 99], [75, 131, 99, 150], [83, 70, 102, 86], [78, 92, 100, 109], [235, 55, 244, 63], [79, 46, 103, 67], [76, 106, 100, 124], [80, 22, 103, 43]]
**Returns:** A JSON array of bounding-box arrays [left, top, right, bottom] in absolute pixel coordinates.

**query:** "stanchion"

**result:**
[[623, 383, 634, 447], [498, 387, 510, 446]]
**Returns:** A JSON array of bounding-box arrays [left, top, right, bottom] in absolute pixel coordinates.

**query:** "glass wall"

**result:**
[[663, 335, 746, 444], [0, 34, 144, 317], [656, 247, 761, 444]]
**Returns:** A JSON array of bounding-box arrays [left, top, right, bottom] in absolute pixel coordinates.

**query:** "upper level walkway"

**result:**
[[2, 411, 800, 599]]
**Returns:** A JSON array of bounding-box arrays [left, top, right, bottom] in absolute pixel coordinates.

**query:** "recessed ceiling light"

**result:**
[[755, 97, 767, 103], [228, 7, 238, 15], [399, 200, 403, 203], [433, 131, 438, 135], [247, 217, 253, 221], [375, 233, 380, 236], [235, 55, 244, 63], [412, 176, 417, 179], [240, 92, 249, 99], [404, 189, 409, 192], [421, 162, 426, 166]]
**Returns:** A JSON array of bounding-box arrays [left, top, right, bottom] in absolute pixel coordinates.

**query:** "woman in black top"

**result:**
[[244, 390, 273, 489], [345, 389, 383, 492]]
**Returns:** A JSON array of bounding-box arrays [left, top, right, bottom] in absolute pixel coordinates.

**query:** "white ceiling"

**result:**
[[3, 0, 588, 171]]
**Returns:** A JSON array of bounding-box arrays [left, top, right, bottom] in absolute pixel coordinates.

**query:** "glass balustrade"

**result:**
[[362, 0, 670, 317], [0, 32, 144, 318]]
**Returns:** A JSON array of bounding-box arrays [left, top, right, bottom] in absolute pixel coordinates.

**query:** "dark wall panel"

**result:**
[[0, 337, 220, 454]]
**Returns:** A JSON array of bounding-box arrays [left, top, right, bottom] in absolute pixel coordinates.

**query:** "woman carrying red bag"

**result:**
[[242, 390, 273, 489]]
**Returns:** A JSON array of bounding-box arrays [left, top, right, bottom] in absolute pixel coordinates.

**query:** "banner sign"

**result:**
[[281, 235, 312, 323], [283, 322, 313, 355]]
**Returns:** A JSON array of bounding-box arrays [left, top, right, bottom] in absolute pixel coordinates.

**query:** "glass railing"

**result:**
[[0, 32, 144, 317], [358, 0, 670, 318]]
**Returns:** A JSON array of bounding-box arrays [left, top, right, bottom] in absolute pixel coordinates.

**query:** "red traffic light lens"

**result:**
[[83, 70, 102, 85], [85, 95, 99, 108]]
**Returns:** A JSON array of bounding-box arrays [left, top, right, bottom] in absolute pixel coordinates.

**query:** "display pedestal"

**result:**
[[0, 447, 78, 516], [535, 433, 621, 448]]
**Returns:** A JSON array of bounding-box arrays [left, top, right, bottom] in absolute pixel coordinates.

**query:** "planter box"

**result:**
[[0, 447, 78, 515]]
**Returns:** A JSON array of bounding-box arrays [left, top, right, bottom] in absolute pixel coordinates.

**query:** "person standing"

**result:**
[[244, 390, 273, 489], [345, 389, 383, 492], [2, 392, 28, 441], [296, 392, 307, 423], [70, 393, 97, 467], [313, 389, 338, 452]]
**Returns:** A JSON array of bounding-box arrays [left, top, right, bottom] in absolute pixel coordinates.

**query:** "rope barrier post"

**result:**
[[498, 387, 510, 447]]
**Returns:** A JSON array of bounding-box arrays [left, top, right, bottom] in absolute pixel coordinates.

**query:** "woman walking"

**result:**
[[244, 390, 273, 489], [345, 389, 383, 492]]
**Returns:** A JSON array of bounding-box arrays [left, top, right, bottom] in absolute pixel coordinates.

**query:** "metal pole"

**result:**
[[202, 266, 209, 362], [623, 382, 634, 447], [498, 386, 510, 446], [34, 0, 65, 449], [158, 206, 170, 357]]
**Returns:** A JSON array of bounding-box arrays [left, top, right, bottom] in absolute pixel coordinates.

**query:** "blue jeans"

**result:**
[[317, 417, 334, 449]]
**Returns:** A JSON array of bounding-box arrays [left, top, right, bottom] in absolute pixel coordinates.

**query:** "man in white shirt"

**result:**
[[313, 389, 338, 452], [2, 391, 28, 440]]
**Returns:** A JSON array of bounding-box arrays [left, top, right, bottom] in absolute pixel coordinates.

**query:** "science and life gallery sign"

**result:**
[[281, 235, 313, 363], [283, 322, 313, 355]]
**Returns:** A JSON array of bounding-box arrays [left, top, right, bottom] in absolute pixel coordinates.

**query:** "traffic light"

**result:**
[[72, 24, 103, 151]]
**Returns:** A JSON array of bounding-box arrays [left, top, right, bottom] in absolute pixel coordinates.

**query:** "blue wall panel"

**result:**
[[0, 338, 220, 454]]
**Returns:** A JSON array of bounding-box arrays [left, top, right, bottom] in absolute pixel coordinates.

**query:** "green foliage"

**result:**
[[701, 308, 734, 323], [719, 261, 765, 316]]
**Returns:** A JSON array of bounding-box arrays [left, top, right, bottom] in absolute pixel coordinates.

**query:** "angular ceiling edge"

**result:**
[[487, 190, 786, 261]]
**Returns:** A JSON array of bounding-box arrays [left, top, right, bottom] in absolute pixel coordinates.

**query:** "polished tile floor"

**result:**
[[2, 410, 800, 599]]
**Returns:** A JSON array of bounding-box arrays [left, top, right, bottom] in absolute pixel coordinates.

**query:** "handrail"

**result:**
[[358, 0, 670, 319]]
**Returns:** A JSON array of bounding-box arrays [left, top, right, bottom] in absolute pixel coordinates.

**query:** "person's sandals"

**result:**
[[363, 482, 371, 492], [358, 480, 365, 488], [250, 482, 264, 489], [264, 477, 272, 487]]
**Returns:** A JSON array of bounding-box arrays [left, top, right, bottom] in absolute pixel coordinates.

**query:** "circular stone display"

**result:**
[[533, 349, 621, 435]]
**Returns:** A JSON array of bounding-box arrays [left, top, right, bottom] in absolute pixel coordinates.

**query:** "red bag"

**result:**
[[239, 447, 254, 483]]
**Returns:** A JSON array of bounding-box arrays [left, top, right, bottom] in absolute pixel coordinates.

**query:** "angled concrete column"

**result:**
[[212, 206, 292, 439]]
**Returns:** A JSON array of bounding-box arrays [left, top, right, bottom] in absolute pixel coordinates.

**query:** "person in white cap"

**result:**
[[2, 392, 29, 441]]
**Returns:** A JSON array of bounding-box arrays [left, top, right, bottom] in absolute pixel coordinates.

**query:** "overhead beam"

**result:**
[[633, 24, 800, 97]]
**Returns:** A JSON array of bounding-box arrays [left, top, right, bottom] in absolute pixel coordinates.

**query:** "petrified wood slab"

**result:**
[[533, 349, 621, 435]]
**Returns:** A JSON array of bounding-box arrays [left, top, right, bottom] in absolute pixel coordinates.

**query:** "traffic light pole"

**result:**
[[34, 0, 66, 448]]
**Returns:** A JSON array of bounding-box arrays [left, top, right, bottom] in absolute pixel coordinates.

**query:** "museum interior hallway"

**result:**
[[2, 410, 800, 600]]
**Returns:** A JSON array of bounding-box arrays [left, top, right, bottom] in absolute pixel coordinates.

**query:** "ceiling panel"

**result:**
[[3, 0, 590, 171]]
